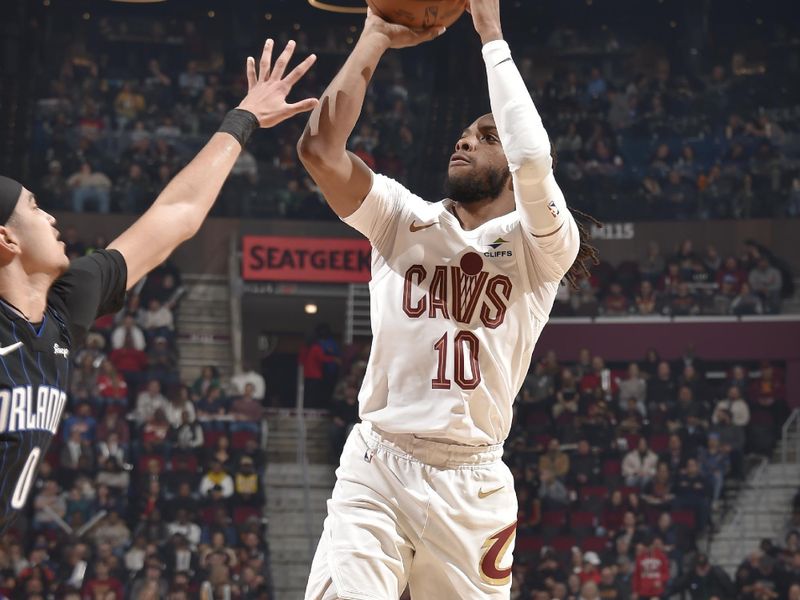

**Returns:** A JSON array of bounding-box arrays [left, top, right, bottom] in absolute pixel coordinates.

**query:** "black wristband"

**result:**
[[218, 109, 260, 147]]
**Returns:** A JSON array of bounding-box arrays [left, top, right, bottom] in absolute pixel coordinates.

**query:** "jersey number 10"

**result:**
[[432, 331, 481, 390]]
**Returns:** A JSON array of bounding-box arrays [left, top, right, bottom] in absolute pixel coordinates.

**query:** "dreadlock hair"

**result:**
[[550, 142, 601, 290]]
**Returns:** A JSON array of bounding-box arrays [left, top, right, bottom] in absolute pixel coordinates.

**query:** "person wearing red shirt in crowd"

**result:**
[[602, 282, 630, 316], [108, 338, 149, 393], [81, 560, 124, 599], [96, 359, 129, 407], [299, 324, 340, 408], [715, 256, 748, 291], [632, 534, 670, 599], [579, 551, 603, 585]]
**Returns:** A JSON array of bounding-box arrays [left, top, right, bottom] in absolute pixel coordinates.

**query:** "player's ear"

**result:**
[[0, 225, 21, 263]]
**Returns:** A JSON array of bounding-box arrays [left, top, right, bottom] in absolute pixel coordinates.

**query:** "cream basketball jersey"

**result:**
[[343, 173, 579, 446]]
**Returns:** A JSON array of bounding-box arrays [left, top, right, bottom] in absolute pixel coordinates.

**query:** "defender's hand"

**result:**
[[238, 39, 319, 128], [362, 8, 446, 50], [466, 0, 503, 44]]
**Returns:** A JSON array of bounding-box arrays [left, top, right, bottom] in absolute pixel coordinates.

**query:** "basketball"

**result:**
[[460, 252, 484, 276], [366, 0, 467, 29]]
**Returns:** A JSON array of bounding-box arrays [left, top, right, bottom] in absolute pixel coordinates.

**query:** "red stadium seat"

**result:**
[[551, 535, 577, 557], [602, 459, 622, 485], [540, 510, 567, 538], [532, 434, 552, 449], [581, 536, 609, 554], [671, 510, 696, 530], [515, 536, 544, 556], [137, 455, 165, 472], [203, 429, 225, 447], [569, 511, 596, 537], [169, 454, 198, 472], [233, 506, 261, 524], [649, 434, 670, 454], [579, 486, 609, 511], [623, 434, 641, 451], [231, 430, 259, 449]]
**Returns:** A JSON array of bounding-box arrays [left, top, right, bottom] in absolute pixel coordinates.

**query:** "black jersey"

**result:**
[[0, 249, 127, 533]]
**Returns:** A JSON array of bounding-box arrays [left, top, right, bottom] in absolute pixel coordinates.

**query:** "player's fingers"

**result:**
[[259, 39, 274, 81], [246, 57, 257, 91], [270, 40, 296, 82], [282, 54, 317, 87], [285, 97, 320, 116]]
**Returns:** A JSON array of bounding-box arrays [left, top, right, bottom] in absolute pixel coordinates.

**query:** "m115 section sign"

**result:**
[[242, 236, 372, 283]]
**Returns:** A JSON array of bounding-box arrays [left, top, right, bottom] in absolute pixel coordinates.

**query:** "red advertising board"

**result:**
[[242, 236, 372, 283]]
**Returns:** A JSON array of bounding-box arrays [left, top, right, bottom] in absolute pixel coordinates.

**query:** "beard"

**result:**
[[445, 165, 510, 204]]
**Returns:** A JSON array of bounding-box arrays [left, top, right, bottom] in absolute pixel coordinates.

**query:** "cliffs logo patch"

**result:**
[[485, 238, 512, 258], [488, 238, 508, 251]]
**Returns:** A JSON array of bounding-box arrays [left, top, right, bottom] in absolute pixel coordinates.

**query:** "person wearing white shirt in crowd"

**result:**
[[617, 362, 647, 415], [199, 460, 234, 499], [111, 313, 147, 351], [622, 438, 659, 487], [134, 379, 169, 425], [141, 298, 174, 333], [165, 387, 197, 428], [167, 508, 202, 549], [712, 385, 751, 427], [230, 362, 266, 400]]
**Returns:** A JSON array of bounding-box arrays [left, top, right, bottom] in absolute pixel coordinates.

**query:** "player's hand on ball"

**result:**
[[238, 39, 319, 128], [363, 8, 446, 49], [465, 0, 503, 44]]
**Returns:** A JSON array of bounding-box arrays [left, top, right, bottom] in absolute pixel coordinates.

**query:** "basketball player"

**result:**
[[0, 40, 317, 533], [297, 1, 598, 598]]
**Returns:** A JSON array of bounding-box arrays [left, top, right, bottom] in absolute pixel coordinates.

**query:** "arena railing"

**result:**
[[781, 409, 800, 464]]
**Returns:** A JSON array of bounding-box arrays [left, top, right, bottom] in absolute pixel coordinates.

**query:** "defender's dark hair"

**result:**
[[551, 143, 601, 289]]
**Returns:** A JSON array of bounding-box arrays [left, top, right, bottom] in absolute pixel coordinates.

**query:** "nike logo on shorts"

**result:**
[[0, 341, 23, 356], [409, 220, 438, 233], [478, 486, 504, 499]]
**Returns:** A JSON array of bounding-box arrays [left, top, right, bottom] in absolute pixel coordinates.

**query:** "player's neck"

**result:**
[[0, 265, 52, 322], [450, 194, 515, 231]]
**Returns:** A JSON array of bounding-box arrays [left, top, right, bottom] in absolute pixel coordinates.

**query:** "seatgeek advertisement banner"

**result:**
[[242, 236, 372, 283]]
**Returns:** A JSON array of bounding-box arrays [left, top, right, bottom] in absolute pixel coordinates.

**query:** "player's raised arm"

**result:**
[[469, 0, 582, 282], [109, 40, 318, 290], [297, 10, 445, 219]]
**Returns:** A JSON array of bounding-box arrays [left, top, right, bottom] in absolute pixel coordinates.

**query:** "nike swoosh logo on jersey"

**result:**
[[478, 485, 504, 499], [409, 220, 439, 233], [0, 341, 23, 356]]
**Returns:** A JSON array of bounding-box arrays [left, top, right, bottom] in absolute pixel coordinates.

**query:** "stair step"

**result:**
[[266, 463, 336, 487]]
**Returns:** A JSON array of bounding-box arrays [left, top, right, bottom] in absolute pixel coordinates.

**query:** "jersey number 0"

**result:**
[[11, 447, 41, 510]]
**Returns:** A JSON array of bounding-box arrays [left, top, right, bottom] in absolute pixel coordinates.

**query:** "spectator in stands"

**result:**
[[109, 338, 149, 394], [82, 560, 125, 599], [602, 283, 630, 316], [173, 410, 204, 450], [167, 508, 201, 549], [196, 385, 228, 418], [91, 510, 131, 554], [538, 467, 569, 509], [617, 362, 647, 414], [569, 439, 600, 487], [674, 458, 711, 529], [199, 461, 234, 500], [192, 366, 221, 399], [112, 313, 147, 351], [539, 439, 570, 481], [731, 282, 764, 315], [134, 379, 169, 425], [668, 552, 736, 599], [641, 462, 675, 511], [230, 361, 266, 401], [669, 282, 701, 316], [699, 434, 730, 503], [165, 386, 196, 428], [713, 385, 751, 428], [711, 407, 745, 477], [632, 534, 670, 599], [622, 438, 658, 488], [96, 360, 129, 408], [647, 361, 676, 418], [33, 480, 66, 532], [749, 257, 783, 313], [300, 324, 341, 409], [146, 336, 180, 388], [230, 383, 266, 426], [233, 456, 262, 507], [66, 161, 112, 213], [141, 298, 175, 343]]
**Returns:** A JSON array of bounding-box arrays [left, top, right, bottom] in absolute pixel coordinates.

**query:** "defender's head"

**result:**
[[0, 176, 68, 277]]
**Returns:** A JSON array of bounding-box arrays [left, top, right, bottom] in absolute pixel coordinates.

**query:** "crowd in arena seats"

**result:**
[[504, 347, 789, 599], [31, 16, 421, 220], [28, 11, 800, 222], [553, 238, 794, 317], [0, 236, 272, 599]]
